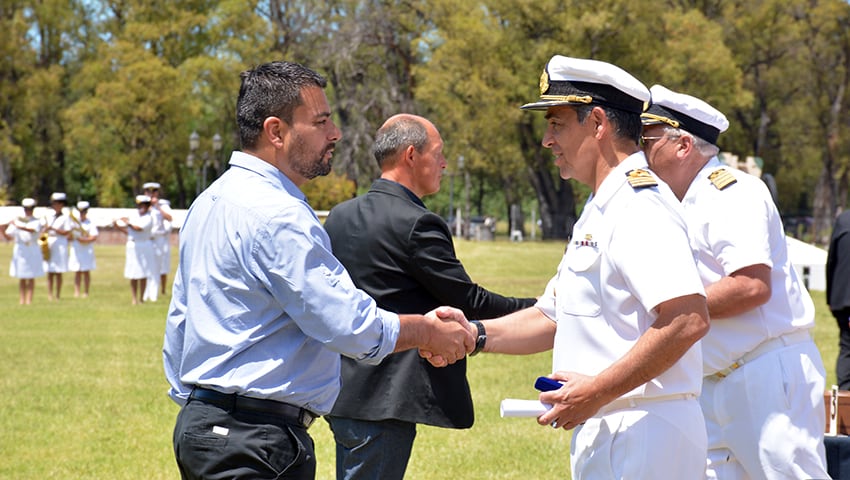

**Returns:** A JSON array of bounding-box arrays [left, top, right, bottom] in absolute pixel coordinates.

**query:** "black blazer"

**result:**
[[828, 210, 850, 315], [324, 179, 536, 428]]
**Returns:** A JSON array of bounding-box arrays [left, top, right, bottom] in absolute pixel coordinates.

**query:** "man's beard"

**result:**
[[291, 135, 333, 180]]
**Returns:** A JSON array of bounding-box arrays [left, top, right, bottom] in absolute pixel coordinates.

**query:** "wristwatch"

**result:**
[[470, 320, 486, 356]]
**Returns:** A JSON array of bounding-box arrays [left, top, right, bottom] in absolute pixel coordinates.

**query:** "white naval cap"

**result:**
[[135, 194, 152, 204], [143, 182, 160, 190], [50, 192, 67, 202], [642, 84, 729, 145], [21, 198, 36, 208], [521, 55, 650, 114], [77, 201, 90, 210]]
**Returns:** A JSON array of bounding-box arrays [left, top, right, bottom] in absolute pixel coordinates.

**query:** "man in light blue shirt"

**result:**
[[163, 61, 474, 480]]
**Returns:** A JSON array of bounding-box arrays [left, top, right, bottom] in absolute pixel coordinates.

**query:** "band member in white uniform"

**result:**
[[3, 198, 45, 304], [68, 201, 98, 298], [457, 56, 710, 479], [142, 182, 173, 301], [641, 85, 829, 480], [115, 195, 155, 305], [43, 192, 72, 301]]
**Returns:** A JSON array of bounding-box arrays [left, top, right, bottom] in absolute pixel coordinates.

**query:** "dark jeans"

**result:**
[[835, 309, 850, 390], [325, 415, 417, 480], [173, 399, 316, 480]]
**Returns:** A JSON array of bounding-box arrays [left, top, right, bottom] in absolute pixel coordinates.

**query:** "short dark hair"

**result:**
[[574, 105, 642, 144], [372, 117, 429, 169], [236, 61, 327, 149]]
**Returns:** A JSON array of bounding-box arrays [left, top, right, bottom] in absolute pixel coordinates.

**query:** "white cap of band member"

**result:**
[[77, 201, 90, 210], [642, 85, 729, 146], [143, 182, 160, 190], [135, 194, 152, 204], [521, 55, 650, 113], [21, 198, 36, 208], [50, 192, 67, 202]]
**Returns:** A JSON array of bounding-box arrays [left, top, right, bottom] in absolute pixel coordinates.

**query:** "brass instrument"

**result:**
[[38, 231, 50, 261], [68, 209, 85, 241]]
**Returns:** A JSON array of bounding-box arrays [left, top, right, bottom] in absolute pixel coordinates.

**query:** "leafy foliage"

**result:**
[[300, 169, 357, 211], [1, 0, 849, 239]]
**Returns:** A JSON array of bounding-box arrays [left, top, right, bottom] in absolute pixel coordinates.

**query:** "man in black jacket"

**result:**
[[324, 114, 536, 480], [828, 210, 850, 389]]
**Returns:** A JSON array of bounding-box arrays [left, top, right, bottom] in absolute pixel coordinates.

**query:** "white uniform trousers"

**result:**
[[571, 396, 706, 479], [701, 338, 828, 480]]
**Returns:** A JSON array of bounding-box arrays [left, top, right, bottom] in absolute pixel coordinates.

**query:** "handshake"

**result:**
[[402, 307, 479, 367]]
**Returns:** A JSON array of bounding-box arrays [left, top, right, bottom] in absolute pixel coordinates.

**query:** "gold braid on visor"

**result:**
[[539, 94, 593, 104], [641, 113, 679, 128]]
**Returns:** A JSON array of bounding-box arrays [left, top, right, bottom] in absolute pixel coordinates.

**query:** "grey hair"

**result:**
[[663, 126, 720, 157], [372, 117, 429, 168]]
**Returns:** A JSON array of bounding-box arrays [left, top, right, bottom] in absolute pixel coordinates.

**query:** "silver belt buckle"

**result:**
[[299, 409, 316, 428]]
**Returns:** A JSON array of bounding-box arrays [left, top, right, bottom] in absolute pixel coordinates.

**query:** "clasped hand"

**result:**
[[536, 371, 606, 431], [418, 306, 475, 367]]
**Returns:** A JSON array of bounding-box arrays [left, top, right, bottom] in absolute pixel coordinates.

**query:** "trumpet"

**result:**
[[38, 231, 50, 261]]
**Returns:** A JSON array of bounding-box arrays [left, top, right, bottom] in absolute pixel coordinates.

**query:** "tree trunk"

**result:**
[[518, 119, 576, 240]]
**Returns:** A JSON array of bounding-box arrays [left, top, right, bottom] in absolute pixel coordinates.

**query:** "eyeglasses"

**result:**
[[640, 134, 681, 147], [640, 135, 666, 145]]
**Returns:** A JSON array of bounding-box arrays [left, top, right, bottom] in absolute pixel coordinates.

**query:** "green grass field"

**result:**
[[0, 239, 840, 479]]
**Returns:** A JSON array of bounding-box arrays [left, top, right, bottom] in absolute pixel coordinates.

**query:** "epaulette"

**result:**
[[708, 168, 737, 190], [625, 169, 657, 189]]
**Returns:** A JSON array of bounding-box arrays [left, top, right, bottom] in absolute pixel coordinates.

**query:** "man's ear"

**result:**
[[678, 134, 694, 156], [590, 107, 607, 137], [264, 116, 287, 148], [403, 144, 417, 165]]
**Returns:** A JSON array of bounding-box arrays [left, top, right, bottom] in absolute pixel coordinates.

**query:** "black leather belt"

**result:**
[[189, 387, 317, 428]]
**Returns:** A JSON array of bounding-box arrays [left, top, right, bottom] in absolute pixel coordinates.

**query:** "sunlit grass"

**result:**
[[0, 239, 839, 479]]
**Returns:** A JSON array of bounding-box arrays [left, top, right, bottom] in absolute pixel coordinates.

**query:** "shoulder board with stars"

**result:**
[[708, 168, 737, 190], [625, 169, 657, 189]]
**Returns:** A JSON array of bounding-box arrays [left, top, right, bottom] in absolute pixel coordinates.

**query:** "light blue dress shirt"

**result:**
[[163, 151, 400, 415]]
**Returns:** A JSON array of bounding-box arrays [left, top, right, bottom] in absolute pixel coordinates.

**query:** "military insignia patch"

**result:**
[[625, 169, 657, 189], [574, 233, 597, 248], [708, 168, 737, 190], [539, 70, 549, 95]]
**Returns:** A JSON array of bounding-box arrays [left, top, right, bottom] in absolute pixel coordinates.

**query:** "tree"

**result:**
[[714, 0, 850, 242], [3, 0, 94, 204], [64, 41, 192, 205], [787, 1, 850, 242], [0, 2, 32, 202], [2, 0, 850, 241]]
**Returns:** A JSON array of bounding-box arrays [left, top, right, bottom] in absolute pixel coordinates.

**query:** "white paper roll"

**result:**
[[500, 398, 552, 418]]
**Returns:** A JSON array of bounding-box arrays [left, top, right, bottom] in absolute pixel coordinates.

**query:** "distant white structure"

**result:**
[[785, 235, 827, 292], [718, 152, 763, 178]]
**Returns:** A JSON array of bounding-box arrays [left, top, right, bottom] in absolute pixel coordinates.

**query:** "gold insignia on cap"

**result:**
[[626, 169, 657, 189], [708, 168, 737, 190], [539, 70, 549, 95], [640, 112, 680, 128], [540, 94, 593, 104]]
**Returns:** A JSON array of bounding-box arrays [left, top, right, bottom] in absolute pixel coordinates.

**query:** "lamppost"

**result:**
[[462, 156, 471, 240], [454, 155, 464, 237], [448, 156, 458, 235], [211, 133, 223, 174], [187, 131, 223, 198]]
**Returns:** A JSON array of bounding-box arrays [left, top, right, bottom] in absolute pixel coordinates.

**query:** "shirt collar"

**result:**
[[589, 151, 650, 208], [228, 150, 307, 202], [372, 178, 426, 208], [682, 156, 724, 204]]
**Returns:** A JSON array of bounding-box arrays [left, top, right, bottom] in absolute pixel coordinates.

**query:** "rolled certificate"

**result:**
[[500, 398, 552, 418]]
